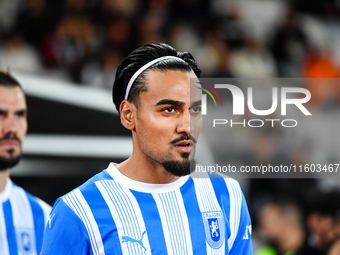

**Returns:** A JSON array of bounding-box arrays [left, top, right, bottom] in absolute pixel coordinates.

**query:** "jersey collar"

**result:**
[[106, 163, 190, 193]]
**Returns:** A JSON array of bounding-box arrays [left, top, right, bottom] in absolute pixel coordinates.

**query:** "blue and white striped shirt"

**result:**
[[0, 178, 51, 255], [42, 163, 253, 254]]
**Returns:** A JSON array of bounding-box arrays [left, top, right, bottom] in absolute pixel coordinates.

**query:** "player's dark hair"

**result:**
[[112, 43, 201, 111], [0, 71, 22, 89]]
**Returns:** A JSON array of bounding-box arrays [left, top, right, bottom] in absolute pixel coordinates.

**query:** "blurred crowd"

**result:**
[[254, 189, 340, 255], [1, 0, 340, 254], [1, 0, 340, 90]]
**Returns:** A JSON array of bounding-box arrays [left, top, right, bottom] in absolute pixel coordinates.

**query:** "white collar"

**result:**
[[106, 163, 189, 193]]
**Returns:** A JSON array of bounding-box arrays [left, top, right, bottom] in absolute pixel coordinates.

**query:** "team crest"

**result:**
[[16, 228, 35, 255], [202, 211, 225, 249]]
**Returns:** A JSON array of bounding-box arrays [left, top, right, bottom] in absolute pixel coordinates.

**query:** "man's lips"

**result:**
[[171, 135, 197, 145], [174, 140, 193, 153], [0, 139, 20, 148], [171, 135, 197, 153]]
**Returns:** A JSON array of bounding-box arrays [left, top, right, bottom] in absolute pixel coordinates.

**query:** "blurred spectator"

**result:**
[[62, 0, 98, 15], [229, 36, 277, 78], [294, 0, 340, 16], [296, 189, 340, 255], [140, 0, 171, 44], [17, 0, 59, 48], [255, 197, 305, 255], [96, 0, 139, 27], [138, 13, 165, 46], [0, 0, 26, 34], [0, 33, 43, 74], [194, 32, 231, 77], [214, 2, 248, 50], [271, 10, 309, 77], [80, 49, 121, 90], [169, 0, 210, 25], [302, 49, 340, 107], [169, 22, 201, 54], [40, 14, 99, 81], [105, 17, 135, 57], [303, 49, 340, 78]]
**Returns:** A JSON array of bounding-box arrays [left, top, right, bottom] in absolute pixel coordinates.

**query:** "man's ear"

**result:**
[[120, 100, 136, 130]]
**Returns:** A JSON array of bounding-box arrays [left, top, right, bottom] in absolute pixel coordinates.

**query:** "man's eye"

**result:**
[[190, 106, 201, 114], [164, 107, 176, 113], [15, 112, 26, 118]]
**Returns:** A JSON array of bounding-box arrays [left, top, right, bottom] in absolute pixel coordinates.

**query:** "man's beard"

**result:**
[[162, 157, 196, 177], [0, 135, 22, 171], [161, 134, 197, 176], [0, 153, 21, 171]]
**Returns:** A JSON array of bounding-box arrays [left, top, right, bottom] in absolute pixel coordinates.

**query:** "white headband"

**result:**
[[124, 56, 186, 100]]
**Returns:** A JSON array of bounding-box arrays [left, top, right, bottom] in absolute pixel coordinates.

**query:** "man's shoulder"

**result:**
[[50, 169, 116, 229]]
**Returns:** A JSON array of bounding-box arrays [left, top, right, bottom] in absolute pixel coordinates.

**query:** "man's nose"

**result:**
[[177, 110, 191, 135], [2, 116, 17, 136]]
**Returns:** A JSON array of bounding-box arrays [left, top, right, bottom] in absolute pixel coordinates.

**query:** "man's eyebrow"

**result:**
[[155, 99, 185, 107], [191, 100, 201, 108], [16, 109, 27, 114]]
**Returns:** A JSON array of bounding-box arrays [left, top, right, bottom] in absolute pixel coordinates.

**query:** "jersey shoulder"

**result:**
[[64, 169, 113, 196], [54, 169, 113, 217]]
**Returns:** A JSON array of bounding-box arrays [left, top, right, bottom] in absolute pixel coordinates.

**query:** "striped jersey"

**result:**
[[42, 163, 253, 255], [0, 178, 52, 255]]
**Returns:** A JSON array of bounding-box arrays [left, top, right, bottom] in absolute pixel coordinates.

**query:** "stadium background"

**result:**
[[1, 0, 340, 252]]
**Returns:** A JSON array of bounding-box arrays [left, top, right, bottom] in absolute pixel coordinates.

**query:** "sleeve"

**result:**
[[229, 190, 253, 255], [40, 198, 91, 255]]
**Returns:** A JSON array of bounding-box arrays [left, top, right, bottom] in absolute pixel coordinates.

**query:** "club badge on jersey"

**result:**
[[16, 228, 35, 255], [202, 211, 225, 249]]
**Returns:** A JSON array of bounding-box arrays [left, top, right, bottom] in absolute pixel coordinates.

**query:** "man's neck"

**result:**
[[117, 155, 180, 184], [0, 169, 10, 193]]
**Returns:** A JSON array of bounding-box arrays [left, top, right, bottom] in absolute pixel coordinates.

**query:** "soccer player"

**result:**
[[0, 71, 51, 255], [41, 43, 253, 254]]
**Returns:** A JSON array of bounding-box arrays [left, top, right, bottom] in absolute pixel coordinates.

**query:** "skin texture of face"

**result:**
[[118, 70, 202, 183], [0, 86, 27, 171]]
